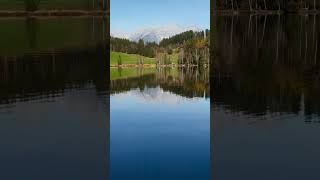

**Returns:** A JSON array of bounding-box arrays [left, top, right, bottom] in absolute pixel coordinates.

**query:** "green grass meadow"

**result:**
[[110, 51, 156, 66], [110, 51, 179, 66]]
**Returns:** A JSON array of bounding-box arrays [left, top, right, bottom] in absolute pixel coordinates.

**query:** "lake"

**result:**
[[0, 17, 109, 180], [212, 14, 320, 180], [2, 14, 318, 180], [110, 67, 210, 180]]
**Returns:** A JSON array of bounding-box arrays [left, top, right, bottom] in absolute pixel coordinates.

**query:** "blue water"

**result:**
[[110, 87, 210, 180]]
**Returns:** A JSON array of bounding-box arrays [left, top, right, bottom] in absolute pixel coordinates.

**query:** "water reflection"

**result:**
[[212, 15, 320, 180], [110, 67, 210, 180], [0, 17, 107, 55], [111, 67, 209, 98], [0, 17, 109, 180], [0, 46, 108, 103]]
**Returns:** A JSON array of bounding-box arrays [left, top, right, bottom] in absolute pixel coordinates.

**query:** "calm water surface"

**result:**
[[0, 17, 109, 180], [5, 14, 319, 180], [212, 15, 320, 180], [110, 68, 210, 180]]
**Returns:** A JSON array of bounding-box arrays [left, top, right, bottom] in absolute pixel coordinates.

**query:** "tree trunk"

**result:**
[[276, 15, 280, 64], [231, 15, 234, 61], [260, 15, 267, 47], [231, 0, 234, 10], [315, 39, 318, 64], [305, 31, 308, 63], [249, 0, 252, 11]]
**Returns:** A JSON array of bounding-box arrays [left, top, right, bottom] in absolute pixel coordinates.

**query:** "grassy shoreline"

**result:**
[[110, 64, 198, 68], [110, 51, 179, 66], [110, 66, 181, 80], [110, 51, 156, 66]]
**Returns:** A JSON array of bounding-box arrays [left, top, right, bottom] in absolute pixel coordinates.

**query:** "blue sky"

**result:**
[[111, 0, 210, 33]]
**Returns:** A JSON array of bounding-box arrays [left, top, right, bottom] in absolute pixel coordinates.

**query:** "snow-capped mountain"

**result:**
[[111, 24, 202, 43], [113, 86, 201, 106], [110, 29, 129, 39]]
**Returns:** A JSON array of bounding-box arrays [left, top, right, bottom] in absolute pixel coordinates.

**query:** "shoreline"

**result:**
[[110, 64, 199, 68], [0, 10, 108, 17]]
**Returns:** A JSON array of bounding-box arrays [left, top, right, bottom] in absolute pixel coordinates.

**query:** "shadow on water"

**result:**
[[213, 14, 320, 119], [0, 45, 108, 104], [212, 14, 320, 180], [0, 17, 109, 180], [0, 16, 107, 55]]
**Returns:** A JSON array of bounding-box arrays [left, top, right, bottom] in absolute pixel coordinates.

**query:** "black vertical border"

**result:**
[[210, 0, 216, 179]]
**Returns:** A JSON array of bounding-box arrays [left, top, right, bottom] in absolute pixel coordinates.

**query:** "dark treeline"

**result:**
[[212, 15, 320, 120], [214, 0, 320, 12], [159, 30, 210, 47], [110, 29, 210, 66], [110, 37, 157, 57], [159, 30, 210, 66]]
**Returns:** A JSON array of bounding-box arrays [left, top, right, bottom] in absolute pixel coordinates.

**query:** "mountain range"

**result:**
[[111, 24, 202, 44], [113, 87, 201, 106]]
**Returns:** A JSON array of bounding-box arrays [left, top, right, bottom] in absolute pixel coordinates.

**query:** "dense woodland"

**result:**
[[214, 0, 320, 11], [110, 30, 210, 66], [110, 38, 157, 58]]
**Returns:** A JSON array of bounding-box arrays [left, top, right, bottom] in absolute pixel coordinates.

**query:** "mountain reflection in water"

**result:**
[[111, 67, 209, 98], [110, 67, 210, 180]]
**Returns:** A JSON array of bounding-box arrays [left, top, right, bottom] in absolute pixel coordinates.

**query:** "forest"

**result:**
[[110, 30, 210, 66], [110, 38, 157, 58], [214, 0, 319, 12]]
